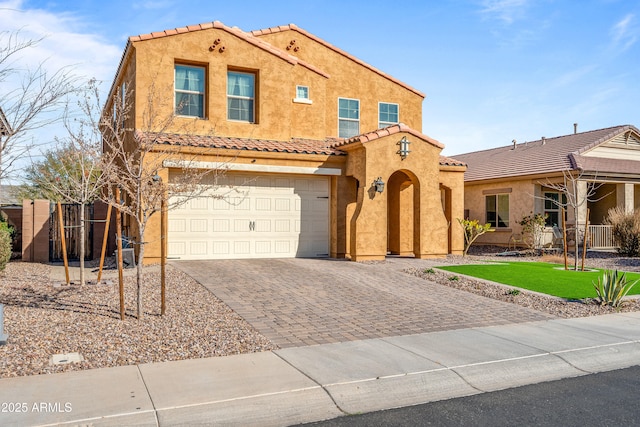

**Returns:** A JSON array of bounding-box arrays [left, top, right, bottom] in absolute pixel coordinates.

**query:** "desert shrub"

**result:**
[[518, 213, 547, 249], [0, 222, 12, 271], [606, 207, 640, 256], [593, 269, 638, 307], [457, 218, 494, 256]]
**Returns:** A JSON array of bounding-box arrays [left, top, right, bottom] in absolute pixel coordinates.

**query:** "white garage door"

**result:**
[[168, 173, 330, 260]]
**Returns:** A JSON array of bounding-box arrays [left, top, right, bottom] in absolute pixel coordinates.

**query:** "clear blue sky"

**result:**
[[1, 0, 639, 155]]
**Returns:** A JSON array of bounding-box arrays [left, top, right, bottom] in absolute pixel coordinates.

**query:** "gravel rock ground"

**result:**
[[406, 248, 640, 319], [1, 249, 639, 378], [0, 262, 275, 378]]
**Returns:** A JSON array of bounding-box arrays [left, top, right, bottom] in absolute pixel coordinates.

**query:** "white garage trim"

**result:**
[[163, 159, 342, 176]]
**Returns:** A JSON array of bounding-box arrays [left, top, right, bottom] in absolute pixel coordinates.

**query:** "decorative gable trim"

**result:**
[[331, 123, 443, 150], [251, 24, 425, 98]]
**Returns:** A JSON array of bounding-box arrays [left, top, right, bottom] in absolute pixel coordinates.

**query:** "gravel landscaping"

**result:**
[[0, 261, 276, 378], [1, 249, 639, 379]]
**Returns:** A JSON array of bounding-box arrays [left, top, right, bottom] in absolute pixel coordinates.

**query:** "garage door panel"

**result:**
[[169, 173, 329, 260], [234, 241, 251, 254], [189, 219, 208, 233]]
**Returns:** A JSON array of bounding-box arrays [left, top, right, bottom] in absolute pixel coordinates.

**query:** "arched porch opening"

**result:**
[[387, 170, 420, 256]]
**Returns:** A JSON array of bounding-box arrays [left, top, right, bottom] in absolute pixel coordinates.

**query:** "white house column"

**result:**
[[617, 183, 634, 213]]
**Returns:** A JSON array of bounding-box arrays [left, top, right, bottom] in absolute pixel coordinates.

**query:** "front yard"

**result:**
[[436, 262, 640, 299]]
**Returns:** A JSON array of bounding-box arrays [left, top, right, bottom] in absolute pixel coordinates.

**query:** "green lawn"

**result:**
[[436, 262, 640, 300]]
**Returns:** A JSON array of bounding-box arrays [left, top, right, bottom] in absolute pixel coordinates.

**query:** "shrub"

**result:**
[[0, 222, 11, 271], [606, 207, 640, 256], [518, 213, 547, 249], [457, 218, 494, 256], [593, 269, 638, 307]]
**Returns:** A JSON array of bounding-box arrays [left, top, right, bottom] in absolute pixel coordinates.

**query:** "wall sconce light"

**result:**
[[397, 136, 411, 159], [373, 177, 385, 193]]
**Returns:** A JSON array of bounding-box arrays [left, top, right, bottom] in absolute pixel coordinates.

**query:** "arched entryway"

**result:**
[[387, 170, 420, 256]]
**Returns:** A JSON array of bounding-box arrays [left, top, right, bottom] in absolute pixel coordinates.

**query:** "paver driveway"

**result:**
[[172, 257, 555, 348]]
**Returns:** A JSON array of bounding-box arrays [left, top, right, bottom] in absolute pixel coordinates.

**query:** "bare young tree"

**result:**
[[18, 80, 110, 285], [542, 169, 607, 270], [0, 30, 78, 188], [101, 81, 227, 319]]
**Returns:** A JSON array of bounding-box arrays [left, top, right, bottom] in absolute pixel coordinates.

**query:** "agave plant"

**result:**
[[593, 269, 639, 308]]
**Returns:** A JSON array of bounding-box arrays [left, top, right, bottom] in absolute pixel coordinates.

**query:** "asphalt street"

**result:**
[[300, 365, 640, 426]]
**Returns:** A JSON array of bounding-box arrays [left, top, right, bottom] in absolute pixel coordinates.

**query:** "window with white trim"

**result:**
[[379, 102, 399, 128], [544, 192, 567, 227], [486, 194, 509, 228], [227, 71, 255, 122], [175, 65, 205, 118], [338, 98, 359, 138], [296, 85, 309, 100]]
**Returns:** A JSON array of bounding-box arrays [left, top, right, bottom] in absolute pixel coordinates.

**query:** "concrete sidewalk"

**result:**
[[2, 312, 640, 426]]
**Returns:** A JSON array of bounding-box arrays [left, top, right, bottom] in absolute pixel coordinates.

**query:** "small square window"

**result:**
[[296, 85, 309, 99], [293, 85, 312, 104]]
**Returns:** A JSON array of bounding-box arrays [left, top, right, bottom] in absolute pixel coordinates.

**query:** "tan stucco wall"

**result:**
[[464, 179, 536, 246], [340, 133, 462, 261], [124, 26, 423, 142], [439, 168, 465, 255], [255, 29, 424, 135]]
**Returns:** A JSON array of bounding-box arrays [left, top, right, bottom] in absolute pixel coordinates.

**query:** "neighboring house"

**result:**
[[453, 125, 640, 249], [105, 21, 466, 263]]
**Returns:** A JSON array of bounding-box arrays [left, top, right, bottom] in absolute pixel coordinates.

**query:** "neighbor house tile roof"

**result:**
[[452, 125, 639, 182]]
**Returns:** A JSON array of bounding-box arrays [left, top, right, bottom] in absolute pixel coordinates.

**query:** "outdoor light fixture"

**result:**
[[373, 177, 385, 193], [397, 136, 411, 159]]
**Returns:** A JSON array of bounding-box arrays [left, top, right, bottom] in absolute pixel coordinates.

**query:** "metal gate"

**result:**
[[49, 203, 93, 261]]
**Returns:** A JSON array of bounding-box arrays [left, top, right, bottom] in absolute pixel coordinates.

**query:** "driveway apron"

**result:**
[[172, 258, 555, 348]]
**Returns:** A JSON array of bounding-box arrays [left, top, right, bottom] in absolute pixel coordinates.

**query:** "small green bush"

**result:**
[[507, 288, 521, 296], [607, 207, 640, 257], [448, 275, 459, 281], [0, 222, 12, 271], [593, 269, 638, 307], [424, 268, 435, 274]]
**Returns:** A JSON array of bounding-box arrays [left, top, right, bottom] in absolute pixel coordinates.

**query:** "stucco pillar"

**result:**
[[616, 183, 634, 213], [416, 183, 449, 258], [350, 184, 387, 261]]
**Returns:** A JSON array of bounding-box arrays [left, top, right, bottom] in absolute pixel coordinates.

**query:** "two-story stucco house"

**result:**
[[105, 21, 466, 263]]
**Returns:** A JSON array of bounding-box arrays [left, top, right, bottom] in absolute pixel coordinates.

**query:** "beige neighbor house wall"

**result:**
[[105, 21, 464, 263], [464, 179, 536, 246]]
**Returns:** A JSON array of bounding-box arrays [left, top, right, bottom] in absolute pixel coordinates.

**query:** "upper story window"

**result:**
[[338, 98, 360, 138], [486, 194, 509, 228], [379, 102, 399, 128], [227, 71, 255, 123], [175, 65, 205, 118], [293, 85, 312, 104], [296, 85, 309, 100], [544, 192, 567, 227]]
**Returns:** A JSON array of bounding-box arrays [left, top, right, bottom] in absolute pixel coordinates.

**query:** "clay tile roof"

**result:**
[[331, 123, 444, 150], [439, 156, 466, 167], [138, 131, 346, 156], [250, 24, 425, 98], [452, 125, 639, 182], [126, 21, 329, 79]]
